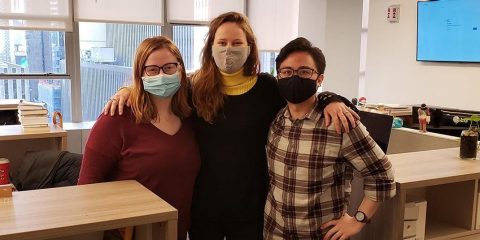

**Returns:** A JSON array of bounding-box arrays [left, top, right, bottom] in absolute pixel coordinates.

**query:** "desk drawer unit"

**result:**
[[404, 201, 427, 240]]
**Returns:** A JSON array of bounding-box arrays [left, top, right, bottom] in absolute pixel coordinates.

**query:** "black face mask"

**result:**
[[277, 76, 318, 104]]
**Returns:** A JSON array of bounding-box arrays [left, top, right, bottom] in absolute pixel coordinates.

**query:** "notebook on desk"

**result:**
[[358, 111, 394, 153]]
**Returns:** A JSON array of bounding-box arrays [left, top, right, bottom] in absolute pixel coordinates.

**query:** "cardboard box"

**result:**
[[0, 184, 13, 198]]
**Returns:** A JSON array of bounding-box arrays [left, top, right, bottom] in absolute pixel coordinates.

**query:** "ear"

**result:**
[[317, 74, 325, 87]]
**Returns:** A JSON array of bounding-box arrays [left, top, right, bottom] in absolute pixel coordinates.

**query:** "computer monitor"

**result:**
[[358, 111, 393, 153]]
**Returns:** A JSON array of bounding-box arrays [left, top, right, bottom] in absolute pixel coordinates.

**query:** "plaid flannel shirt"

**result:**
[[264, 100, 396, 239]]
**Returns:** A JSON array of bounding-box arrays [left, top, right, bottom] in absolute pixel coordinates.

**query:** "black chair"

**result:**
[[358, 111, 394, 153]]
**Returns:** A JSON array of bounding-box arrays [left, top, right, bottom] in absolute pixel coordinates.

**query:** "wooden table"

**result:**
[[362, 148, 480, 240], [0, 180, 178, 240], [0, 125, 67, 176], [391, 148, 480, 189]]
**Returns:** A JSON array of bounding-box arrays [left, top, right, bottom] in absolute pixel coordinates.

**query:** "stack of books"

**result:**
[[17, 100, 49, 129]]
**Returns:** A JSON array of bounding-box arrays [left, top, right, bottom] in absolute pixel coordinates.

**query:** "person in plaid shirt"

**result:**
[[264, 37, 396, 240]]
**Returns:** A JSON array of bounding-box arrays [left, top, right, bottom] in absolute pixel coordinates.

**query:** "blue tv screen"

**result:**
[[417, 0, 480, 62]]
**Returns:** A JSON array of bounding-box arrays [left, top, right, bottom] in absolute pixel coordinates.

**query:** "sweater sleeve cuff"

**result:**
[[317, 91, 359, 113]]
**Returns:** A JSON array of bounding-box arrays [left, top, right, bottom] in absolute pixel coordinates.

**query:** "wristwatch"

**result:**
[[354, 211, 370, 223]]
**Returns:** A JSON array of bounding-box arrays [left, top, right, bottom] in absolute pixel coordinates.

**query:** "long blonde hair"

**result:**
[[192, 12, 260, 123], [130, 36, 191, 123]]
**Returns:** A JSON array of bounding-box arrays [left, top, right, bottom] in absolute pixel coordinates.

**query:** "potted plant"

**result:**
[[454, 115, 480, 159]]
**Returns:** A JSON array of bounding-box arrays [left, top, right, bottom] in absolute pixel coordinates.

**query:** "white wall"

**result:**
[[297, 0, 363, 99], [365, 0, 480, 111], [298, 0, 327, 50], [322, 0, 363, 100]]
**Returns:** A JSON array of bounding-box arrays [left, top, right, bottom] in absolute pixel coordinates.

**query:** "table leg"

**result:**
[[59, 136, 68, 151], [135, 224, 153, 240], [394, 188, 407, 240], [162, 220, 177, 240], [135, 220, 177, 240]]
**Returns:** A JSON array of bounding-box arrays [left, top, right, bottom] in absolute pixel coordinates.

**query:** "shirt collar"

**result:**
[[282, 96, 322, 122]]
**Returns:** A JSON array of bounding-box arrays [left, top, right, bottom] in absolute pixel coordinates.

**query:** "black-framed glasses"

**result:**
[[143, 62, 180, 76], [277, 67, 319, 79]]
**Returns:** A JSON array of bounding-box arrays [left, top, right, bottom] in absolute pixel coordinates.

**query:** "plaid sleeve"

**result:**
[[340, 123, 396, 202]]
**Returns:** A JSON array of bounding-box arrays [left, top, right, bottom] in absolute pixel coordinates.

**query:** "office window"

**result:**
[[0, 79, 72, 121], [259, 51, 279, 75], [0, 29, 66, 74], [79, 22, 161, 121], [173, 25, 208, 73], [0, 29, 71, 121]]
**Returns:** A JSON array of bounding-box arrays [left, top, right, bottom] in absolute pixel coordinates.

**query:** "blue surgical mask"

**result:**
[[142, 72, 181, 97]]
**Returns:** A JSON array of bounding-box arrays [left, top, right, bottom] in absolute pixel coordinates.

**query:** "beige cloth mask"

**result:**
[[212, 46, 250, 74]]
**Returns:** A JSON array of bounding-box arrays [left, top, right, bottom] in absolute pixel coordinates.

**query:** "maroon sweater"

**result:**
[[78, 108, 201, 240]]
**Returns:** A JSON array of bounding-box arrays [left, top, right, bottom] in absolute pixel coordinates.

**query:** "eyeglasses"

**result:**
[[277, 67, 319, 79], [143, 62, 180, 76]]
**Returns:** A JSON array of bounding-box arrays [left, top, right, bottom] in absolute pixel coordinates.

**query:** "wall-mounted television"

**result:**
[[417, 0, 480, 63]]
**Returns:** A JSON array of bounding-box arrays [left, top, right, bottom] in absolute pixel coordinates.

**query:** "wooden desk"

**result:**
[[363, 148, 480, 240], [0, 125, 67, 175], [0, 180, 178, 240], [392, 148, 480, 189]]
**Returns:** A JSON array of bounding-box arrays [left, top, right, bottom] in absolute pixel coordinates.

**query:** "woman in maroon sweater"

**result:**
[[78, 36, 201, 240]]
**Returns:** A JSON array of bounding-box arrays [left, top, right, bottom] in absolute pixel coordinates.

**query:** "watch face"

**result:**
[[355, 212, 366, 222]]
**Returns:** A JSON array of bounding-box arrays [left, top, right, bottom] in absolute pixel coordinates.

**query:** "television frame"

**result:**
[[416, 0, 480, 63]]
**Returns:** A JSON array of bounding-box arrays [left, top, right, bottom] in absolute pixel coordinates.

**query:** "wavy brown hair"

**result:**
[[130, 36, 191, 123], [192, 12, 260, 123]]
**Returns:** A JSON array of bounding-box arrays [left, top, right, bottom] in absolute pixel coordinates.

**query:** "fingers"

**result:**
[[333, 116, 342, 134], [103, 100, 112, 115], [321, 220, 337, 230], [348, 108, 360, 120], [118, 97, 126, 115], [339, 113, 350, 134], [119, 87, 132, 107], [339, 235, 349, 240], [343, 110, 357, 129], [331, 230, 343, 240], [324, 112, 332, 127], [323, 226, 339, 240], [110, 98, 118, 116]]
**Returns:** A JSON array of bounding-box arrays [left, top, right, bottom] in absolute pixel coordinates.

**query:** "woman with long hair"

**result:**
[[104, 12, 358, 239], [79, 36, 201, 240]]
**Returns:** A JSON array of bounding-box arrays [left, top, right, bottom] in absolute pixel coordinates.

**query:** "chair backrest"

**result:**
[[358, 111, 394, 153]]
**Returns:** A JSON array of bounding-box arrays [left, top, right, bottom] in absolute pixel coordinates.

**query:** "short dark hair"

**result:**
[[275, 37, 326, 74]]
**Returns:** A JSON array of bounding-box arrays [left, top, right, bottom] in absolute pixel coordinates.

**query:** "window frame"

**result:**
[[170, 23, 209, 74], [1, 0, 258, 123], [0, 29, 76, 120]]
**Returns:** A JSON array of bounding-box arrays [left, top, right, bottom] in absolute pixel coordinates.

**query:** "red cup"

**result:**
[[0, 158, 10, 185]]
